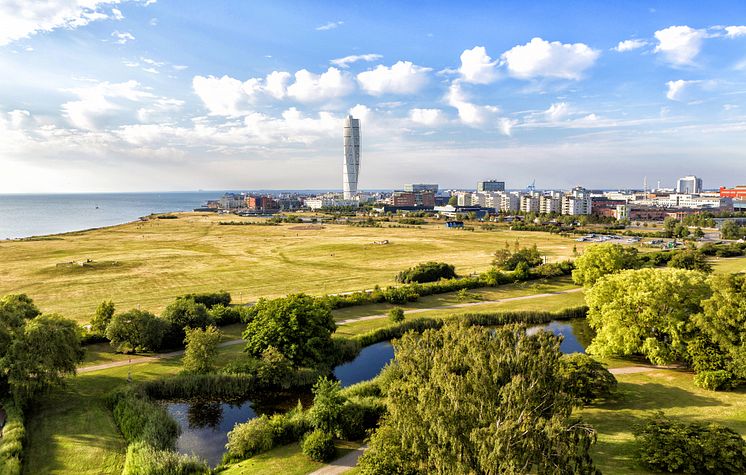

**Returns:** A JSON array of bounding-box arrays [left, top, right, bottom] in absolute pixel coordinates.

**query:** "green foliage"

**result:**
[[106, 309, 167, 353], [122, 441, 209, 475], [447, 195, 458, 206], [634, 412, 746, 474], [359, 324, 600, 474], [90, 300, 115, 334], [396, 262, 457, 284], [257, 346, 294, 389], [142, 374, 256, 400], [559, 354, 617, 405], [388, 307, 405, 323], [0, 399, 24, 475], [207, 304, 246, 326], [243, 294, 336, 366], [182, 326, 222, 374], [572, 243, 639, 286], [300, 429, 336, 462], [178, 290, 231, 308], [161, 298, 213, 348], [0, 294, 40, 322], [108, 386, 179, 450], [308, 377, 346, 436], [493, 244, 543, 270], [694, 370, 734, 391], [720, 220, 746, 240], [667, 249, 713, 272], [225, 415, 275, 460], [585, 268, 711, 365], [268, 402, 311, 445]]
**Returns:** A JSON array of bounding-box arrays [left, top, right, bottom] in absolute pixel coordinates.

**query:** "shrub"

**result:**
[[268, 402, 311, 445], [208, 304, 245, 325], [308, 377, 346, 435], [634, 412, 746, 474], [668, 250, 713, 272], [106, 310, 167, 353], [559, 353, 617, 404], [493, 245, 543, 271], [108, 386, 179, 450], [388, 307, 405, 323], [182, 326, 222, 374], [0, 400, 24, 475], [178, 291, 231, 309], [382, 286, 419, 305], [301, 429, 336, 462], [257, 346, 294, 389], [694, 370, 734, 391], [225, 415, 275, 460], [122, 441, 209, 475], [396, 262, 457, 284]]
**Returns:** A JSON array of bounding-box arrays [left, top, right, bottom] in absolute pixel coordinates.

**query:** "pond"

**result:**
[[526, 318, 592, 354], [333, 340, 394, 387]]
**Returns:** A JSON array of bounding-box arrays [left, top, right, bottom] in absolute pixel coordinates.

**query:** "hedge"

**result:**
[[0, 400, 24, 475], [122, 441, 209, 475]]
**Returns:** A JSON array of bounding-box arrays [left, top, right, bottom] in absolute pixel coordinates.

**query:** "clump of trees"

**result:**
[[395, 262, 456, 284], [182, 326, 222, 374], [358, 324, 600, 474], [634, 412, 746, 474], [492, 243, 543, 271], [559, 353, 617, 405], [720, 220, 746, 240], [667, 249, 713, 272], [106, 309, 168, 353], [572, 243, 639, 287]]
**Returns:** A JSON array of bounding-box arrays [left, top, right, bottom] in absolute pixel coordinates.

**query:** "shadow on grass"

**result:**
[[595, 381, 722, 411]]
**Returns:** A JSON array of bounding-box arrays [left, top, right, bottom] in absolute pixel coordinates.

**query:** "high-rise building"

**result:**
[[478, 180, 505, 192], [343, 115, 361, 199], [676, 175, 702, 194], [404, 183, 438, 193]]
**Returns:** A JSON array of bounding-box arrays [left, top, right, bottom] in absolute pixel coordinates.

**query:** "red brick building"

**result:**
[[720, 186, 746, 199]]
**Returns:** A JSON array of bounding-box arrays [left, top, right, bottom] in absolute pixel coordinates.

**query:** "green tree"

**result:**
[[720, 220, 746, 240], [257, 345, 294, 388], [571, 243, 639, 287], [106, 309, 167, 353], [585, 268, 711, 364], [308, 377, 346, 435], [667, 249, 713, 272], [161, 298, 213, 347], [90, 300, 115, 334], [243, 294, 336, 366], [693, 227, 705, 239], [493, 244, 543, 271], [388, 307, 405, 323], [358, 324, 600, 474], [559, 353, 617, 405], [663, 217, 679, 238], [447, 195, 458, 206], [182, 325, 222, 373], [0, 294, 40, 322]]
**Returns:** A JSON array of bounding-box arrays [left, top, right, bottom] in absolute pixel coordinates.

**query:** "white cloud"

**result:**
[[192, 75, 257, 116], [545, 102, 570, 121], [264, 71, 291, 99], [136, 98, 184, 122], [62, 80, 156, 130], [501, 37, 599, 80], [330, 53, 383, 68], [357, 61, 431, 95], [725, 26, 746, 38], [499, 118, 517, 136], [0, 0, 126, 46], [409, 108, 444, 126], [446, 81, 500, 127], [614, 39, 648, 52], [287, 67, 353, 102], [112, 30, 135, 44], [666, 79, 697, 101], [458, 46, 499, 84], [654, 26, 707, 65], [111, 8, 123, 20], [316, 21, 343, 31]]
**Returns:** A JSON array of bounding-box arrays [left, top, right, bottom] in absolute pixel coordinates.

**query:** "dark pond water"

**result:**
[[334, 340, 394, 387], [526, 318, 591, 354]]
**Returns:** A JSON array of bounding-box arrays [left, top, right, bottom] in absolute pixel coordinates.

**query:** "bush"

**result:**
[[668, 250, 713, 272], [559, 353, 617, 404], [178, 291, 231, 309], [493, 244, 543, 271], [225, 415, 275, 460], [388, 307, 405, 323], [301, 429, 336, 462], [161, 299, 213, 349], [122, 441, 209, 475], [268, 402, 311, 445], [182, 326, 222, 374], [0, 400, 24, 475], [634, 412, 746, 474], [694, 370, 734, 391], [208, 304, 246, 326], [381, 286, 419, 305], [396, 262, 457, 284], [308, 377, 346, 435], [108, 386, 179, 450], [106, 309, 168, 353]]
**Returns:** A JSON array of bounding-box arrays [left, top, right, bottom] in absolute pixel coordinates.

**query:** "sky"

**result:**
[[0, 0, 745, 193]]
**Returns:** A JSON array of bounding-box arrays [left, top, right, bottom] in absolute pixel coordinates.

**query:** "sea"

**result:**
[[0, 192, 223, 240]]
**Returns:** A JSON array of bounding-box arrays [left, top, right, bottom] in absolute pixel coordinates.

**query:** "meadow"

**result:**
[[0, 213, 590, 323]]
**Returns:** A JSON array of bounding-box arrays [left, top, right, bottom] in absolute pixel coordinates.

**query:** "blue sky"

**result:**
[[0, 0, 745, 192]]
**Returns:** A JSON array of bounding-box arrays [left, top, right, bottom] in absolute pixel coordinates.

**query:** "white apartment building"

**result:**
[[562, 187, 592, 215], [676, 175, 703, 194], [499, 192, 520, 212], [539, 194, 561, 214], [520, 193, 541, 213]]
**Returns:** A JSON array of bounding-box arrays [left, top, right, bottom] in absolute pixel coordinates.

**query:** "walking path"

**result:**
[[308, 445, 368, 475], [335, 287, 584, 325]]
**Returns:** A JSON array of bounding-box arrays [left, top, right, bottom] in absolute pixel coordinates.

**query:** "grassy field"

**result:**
[[711, 255, 746, 274], [0, 213, 590, 323], [218, 441, 361, 475]]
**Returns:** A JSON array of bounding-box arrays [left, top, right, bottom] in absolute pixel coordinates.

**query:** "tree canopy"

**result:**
[[585, 268, 711, 364], [106, 309, 167, 353], [243, 294, 336, 366], [572, 243, 639, 287], [358, 324, 599, 474], [492, 243, 543, 271], [182, 325, 222, 374], [667, 249, 713, 273]]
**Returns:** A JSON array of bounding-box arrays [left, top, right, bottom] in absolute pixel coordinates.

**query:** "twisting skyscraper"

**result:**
[[343, 115, 361, 199]]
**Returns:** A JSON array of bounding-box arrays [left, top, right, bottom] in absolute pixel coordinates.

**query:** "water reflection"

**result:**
[[526, 319, 590, 354], [333, 341, 394, 387]]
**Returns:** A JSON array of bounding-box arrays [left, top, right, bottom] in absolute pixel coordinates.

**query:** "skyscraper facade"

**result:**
[[343, 115, 361, 199], [676, 175, 703, 194]]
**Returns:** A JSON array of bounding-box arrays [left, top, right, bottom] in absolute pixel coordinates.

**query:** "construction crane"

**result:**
[[526, 179, 536, 192]]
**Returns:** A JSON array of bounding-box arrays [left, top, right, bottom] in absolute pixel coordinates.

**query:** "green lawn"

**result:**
[[218, 441, 360, 475], [580, 369, 746, 474], [0, 213, 590, 323], [711, 256, 746, 274]]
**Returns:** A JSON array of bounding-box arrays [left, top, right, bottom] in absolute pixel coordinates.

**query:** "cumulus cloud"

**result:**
[[0, 1, 151, 46], [62, 80, 156, 130], [446, 81, 500, 127], [499, 118, 517, 136], [654, 26, 707, 65], [316, 21, 343, 31], [330, 53, 383, 68], [112, 30, 135, 44], [286, 67, 354, 102], [192, 75, 259, 116], [409, 108, 444, 126], [458, 46, 499, 84], [264, 71, 291, 99], [725, 26, 746, 38], [501, 37, 599, 80], [357, 61, 431, 95], [614, 39, 648, 52], [545, 102, 570, 121]]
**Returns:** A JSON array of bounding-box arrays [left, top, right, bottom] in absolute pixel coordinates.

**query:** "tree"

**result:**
[[358, 324, 600, 474], [721, 220, 746, 240], [571, 243, 639, 287], [396, 262, 456, 283], [663, 217, 679, 238], [0, 294, 40, 322], [667, 249, 713, 272], [3, 314, 83, 403], [308, 377, 346, 435], [243, 294, 336, 366], [447, 195, 458, 206], [585, 268, 711, 365], [161, 298, 213, 347], [693, 227, 705, 240], [388, 307, 405, 323], [90, 300, 115, 334], [493, 244, 543, 271], [106, 309, 167, 353], [559, 354, 617, 405], [182, 325, 222, 373]]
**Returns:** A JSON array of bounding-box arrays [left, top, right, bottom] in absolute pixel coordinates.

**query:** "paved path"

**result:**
[[335, 288, 584, 325], [308, 445, 367, 475], [609, 364, 681, 375]]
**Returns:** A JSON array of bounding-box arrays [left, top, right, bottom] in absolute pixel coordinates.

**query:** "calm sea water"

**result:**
[[0, 192, 222, 240]]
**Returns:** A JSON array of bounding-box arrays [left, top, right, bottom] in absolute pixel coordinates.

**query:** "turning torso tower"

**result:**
[[343, 115, 361, 199]]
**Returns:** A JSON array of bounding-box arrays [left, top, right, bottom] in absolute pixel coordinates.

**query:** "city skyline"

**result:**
[[1, 1, 745, 193]]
